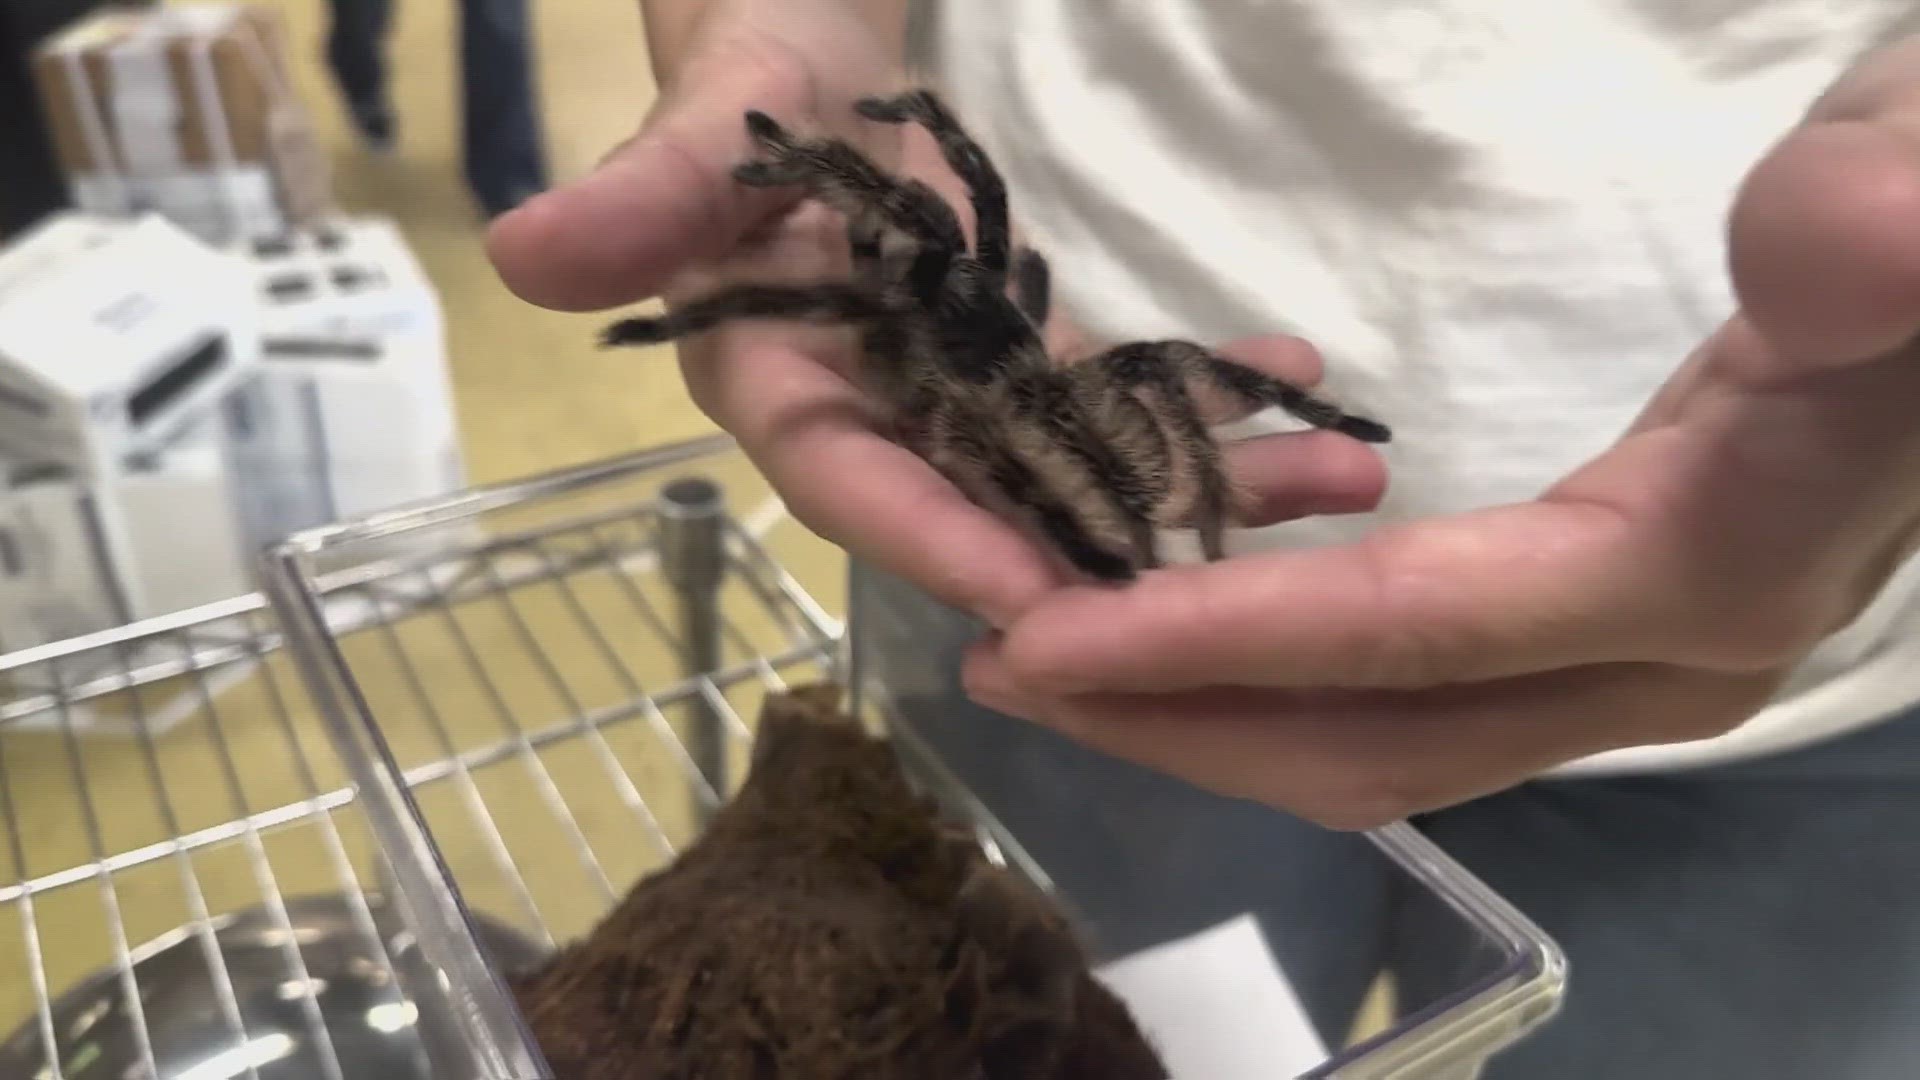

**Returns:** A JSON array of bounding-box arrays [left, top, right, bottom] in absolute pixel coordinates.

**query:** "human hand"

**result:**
[[486, 0, 1382, 627], [962, 36, 1920, 830]]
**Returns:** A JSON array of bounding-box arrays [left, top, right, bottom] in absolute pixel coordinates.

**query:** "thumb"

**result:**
[[486, 64, 804, 313], [1727, 40, 1920, 371]]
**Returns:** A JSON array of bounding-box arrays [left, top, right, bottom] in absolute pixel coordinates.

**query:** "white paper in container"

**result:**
[[1096, 913, 1331, 1080]]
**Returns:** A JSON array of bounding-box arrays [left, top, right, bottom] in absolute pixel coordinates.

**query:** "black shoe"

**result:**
[[346, 94, 398, 156]]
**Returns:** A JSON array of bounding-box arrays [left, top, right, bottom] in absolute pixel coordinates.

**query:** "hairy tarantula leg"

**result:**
[[1088, 343, 1237, 562], [1169, 342, 1393, 443], [1012, 247, 1051, 327], [939, 422, 1138, 583], [735, 111, 967, 287], [1014, 380, 1164, 571], [854, 90, 1012, 275], [597, 283, 899, 348], [847, 215, 886, 282], [1087, 387, 1174, 566]]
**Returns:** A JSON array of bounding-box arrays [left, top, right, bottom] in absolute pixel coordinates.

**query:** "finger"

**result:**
[[487, 63, 805, 312], [1728, 35, 1920, 370], [993, 498, 1658, 694], [1218, 334, 1326, 388], [962, 651, 1776, 830], [1221, 429, 1388, 526], [688, 335, 1066, 627], [763, 426, 1066, 628]]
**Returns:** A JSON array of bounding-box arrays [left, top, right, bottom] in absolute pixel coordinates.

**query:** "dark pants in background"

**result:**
[[323, 0, 549, 217]]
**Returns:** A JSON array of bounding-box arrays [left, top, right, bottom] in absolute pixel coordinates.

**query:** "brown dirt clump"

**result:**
[[506, 682, 1169, 1079]]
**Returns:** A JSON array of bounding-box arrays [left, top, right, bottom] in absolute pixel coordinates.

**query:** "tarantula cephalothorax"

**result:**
[[601, 89, 1391, 582]]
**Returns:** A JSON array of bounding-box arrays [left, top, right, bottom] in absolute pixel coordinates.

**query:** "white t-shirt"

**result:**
[[919, 1, 1920, 774]]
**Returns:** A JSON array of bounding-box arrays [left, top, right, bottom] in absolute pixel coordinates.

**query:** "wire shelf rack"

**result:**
[[0, 433, 855, 1080], [1, 432, 1562, 1080]]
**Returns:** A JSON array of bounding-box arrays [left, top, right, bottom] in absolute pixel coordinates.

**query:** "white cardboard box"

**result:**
[[0, 464, 121, 655], [0, 417, 256, 738], [0, 211, 261, 477], [219, 339, 466, 555], [241, 215, 444, 346], [72, 168, 285, 247], [218, 215, 467, 552], [0, 417, 250, 654]]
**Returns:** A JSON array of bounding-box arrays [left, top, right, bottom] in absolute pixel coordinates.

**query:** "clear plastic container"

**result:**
[[259, 434, 1563, 1078], [0, 433, 1566, 1079]]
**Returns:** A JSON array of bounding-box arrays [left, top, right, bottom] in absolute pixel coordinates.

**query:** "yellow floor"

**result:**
[[273, 0, 712, 483], [0, 1, 1394, 1064]]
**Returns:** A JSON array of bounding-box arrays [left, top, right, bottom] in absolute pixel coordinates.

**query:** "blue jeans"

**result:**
[[1409, 714, 1920, 1078], [323, 0, 548, 213], [858, 566, 1920, 1077]]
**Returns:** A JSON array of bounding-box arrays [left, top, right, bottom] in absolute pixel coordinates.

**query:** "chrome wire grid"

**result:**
[[0, 434, 1565, 1080], [0, 447, 843, 1080]]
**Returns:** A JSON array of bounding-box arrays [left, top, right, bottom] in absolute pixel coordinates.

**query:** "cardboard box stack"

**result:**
[[0, 4, 469, 733], [31, 3, 332, 245]]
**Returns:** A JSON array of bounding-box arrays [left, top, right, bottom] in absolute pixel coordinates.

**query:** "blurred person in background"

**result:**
[[323, 0, 548, 219], [489, 2, 1920, 1077]]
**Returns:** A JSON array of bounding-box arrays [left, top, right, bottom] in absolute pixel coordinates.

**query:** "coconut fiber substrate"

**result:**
[[506, 682, 1169, 1079]]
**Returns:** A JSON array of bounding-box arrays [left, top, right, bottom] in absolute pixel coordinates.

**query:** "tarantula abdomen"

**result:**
[[598, 90, 1391, 584]]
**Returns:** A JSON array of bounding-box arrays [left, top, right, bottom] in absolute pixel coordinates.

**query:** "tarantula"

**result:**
[[601, 90, 1390, 582]]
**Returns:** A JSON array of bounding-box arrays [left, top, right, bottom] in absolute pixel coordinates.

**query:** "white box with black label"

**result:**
[[242, 214, 444, 355], [219, 335, 466, 555], [219, 214, 466, 553], [0, 212, 260, 476]]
